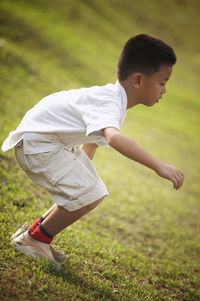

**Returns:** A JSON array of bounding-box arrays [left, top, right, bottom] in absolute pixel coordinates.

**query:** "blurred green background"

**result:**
[[0, 0, 200, 300]]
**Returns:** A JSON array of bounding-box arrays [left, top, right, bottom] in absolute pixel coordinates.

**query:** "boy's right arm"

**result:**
[[103, 127, 184, 190]]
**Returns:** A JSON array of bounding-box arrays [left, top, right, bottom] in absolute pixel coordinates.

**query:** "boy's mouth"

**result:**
[[156, 96, 162, 103]]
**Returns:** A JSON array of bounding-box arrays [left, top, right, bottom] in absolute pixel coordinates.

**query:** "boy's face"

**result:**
[[139, 65, 173, 106]]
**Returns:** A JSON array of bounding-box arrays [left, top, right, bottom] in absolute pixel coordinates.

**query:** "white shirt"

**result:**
[[2, 81, 127, 153]]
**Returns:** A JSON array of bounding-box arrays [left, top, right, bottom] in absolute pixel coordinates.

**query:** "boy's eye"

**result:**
[[160, 83, 165, 86]]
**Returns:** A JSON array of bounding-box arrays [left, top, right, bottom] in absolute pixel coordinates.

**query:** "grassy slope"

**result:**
[[0, 0, 200, 300]]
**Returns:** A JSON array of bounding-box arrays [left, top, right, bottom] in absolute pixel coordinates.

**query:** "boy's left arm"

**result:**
[[80, 143, 99, 160]]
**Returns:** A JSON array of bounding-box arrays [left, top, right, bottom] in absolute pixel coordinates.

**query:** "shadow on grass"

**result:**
[[46, 261, 117, 300]]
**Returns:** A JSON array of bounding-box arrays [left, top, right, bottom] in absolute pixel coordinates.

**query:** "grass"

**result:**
[[0, 0, 200, 300]]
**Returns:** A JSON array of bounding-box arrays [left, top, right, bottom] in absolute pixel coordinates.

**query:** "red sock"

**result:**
[[28, 224, 53, 244], [28, 217, 44, 230]]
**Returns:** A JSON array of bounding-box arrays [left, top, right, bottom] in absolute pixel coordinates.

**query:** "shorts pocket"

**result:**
[[23, 146, 97, 200], [46, 151, 77, 186], [45, 149, 97, 200], [25, 150, 56, 171]]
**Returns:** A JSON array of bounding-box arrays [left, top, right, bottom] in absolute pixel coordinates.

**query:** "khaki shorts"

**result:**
[[15, 137, 108, 211]]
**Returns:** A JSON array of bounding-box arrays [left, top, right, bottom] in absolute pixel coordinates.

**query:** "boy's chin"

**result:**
[[143, 102, 155, 107]]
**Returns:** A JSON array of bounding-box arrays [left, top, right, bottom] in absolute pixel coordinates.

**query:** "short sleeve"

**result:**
[[83, 102, 122, 137]]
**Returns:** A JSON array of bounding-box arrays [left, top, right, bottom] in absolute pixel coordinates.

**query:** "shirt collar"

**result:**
[[115, 80, 128, 112]]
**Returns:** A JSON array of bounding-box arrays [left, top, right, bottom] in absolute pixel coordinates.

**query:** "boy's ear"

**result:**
[[131, 73, 143, 88]]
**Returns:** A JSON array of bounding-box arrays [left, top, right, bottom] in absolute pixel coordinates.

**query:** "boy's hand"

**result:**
[[103, 127, 184, 190], [155, 163, 184, 190]]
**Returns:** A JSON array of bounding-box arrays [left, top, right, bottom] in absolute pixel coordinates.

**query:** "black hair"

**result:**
[[117, 34, 176, 81]]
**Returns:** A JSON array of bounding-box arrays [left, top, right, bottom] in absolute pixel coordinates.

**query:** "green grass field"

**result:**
[[0, 0, 200, 300]]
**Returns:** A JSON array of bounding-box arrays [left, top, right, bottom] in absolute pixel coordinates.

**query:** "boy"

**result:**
[[2, 34, 184, 268]]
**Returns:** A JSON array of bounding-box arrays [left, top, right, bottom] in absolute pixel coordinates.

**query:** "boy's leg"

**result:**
[[11, 198, 103, 267], [11, 204, 57, 240], [27, 204, 56, 230], [11, 204, 57, 242], [41, 197, 104, 237], [42, 204, 57, 219]]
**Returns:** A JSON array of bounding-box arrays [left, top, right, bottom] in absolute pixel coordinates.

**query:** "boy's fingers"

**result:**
[[168, 167, 184, 190], [179, 173, 184, 186], [175, 174, 184, 189], [179, 170, 184, 182], [173, 175, 183, 190], [177, 176, 183, 189], [172, 177, 178, 189]]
